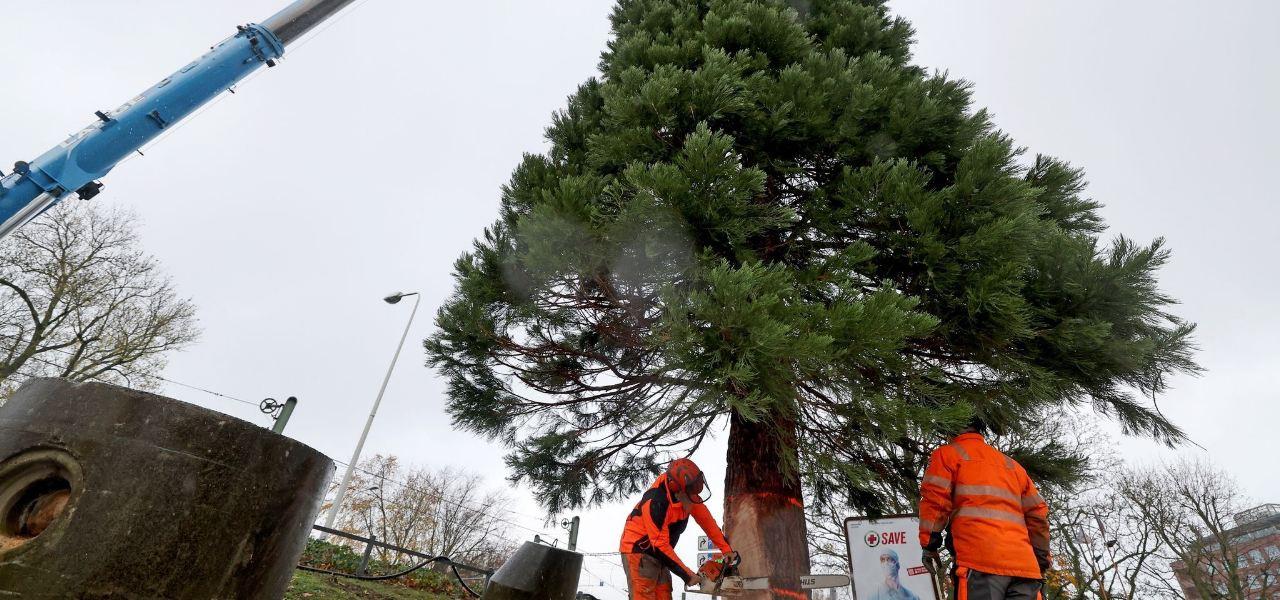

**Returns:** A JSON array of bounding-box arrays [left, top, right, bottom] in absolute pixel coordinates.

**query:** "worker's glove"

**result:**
[[1034, 549, 1053, 573]]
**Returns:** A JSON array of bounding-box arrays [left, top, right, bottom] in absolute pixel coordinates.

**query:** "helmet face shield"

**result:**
[[689, 472, 712, 504]]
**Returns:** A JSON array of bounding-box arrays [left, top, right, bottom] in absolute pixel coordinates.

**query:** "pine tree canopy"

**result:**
[[426, 0, 1199, 514]]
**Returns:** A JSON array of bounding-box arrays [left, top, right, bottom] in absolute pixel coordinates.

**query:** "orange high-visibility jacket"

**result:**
[[620, 473, 732, 582], [918, 433, 1051, 580]]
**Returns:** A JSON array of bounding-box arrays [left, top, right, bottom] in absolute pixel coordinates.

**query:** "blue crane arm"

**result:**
[[0, 0, 356, 239]]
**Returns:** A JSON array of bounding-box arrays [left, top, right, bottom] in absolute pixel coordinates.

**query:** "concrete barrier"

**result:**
[[0, 378, 333, 599], [482, 541, 584, 600]]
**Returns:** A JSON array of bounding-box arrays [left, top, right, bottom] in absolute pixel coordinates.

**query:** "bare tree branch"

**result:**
[[0, 202, 200, 400]]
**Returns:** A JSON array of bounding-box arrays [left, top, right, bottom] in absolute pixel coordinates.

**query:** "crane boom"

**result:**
[[0, 0, 359, 239]]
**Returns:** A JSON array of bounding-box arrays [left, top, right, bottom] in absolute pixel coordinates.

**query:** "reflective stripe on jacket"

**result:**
[[619, 473, 732, 583], [918, 433, 1050, 579]]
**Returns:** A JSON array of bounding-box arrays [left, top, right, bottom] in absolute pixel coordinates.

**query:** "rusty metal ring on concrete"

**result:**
[[0, 448, 82, 556]]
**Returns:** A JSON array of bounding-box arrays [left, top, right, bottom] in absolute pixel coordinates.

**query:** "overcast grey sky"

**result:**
[[3, 2, 1278, 598]]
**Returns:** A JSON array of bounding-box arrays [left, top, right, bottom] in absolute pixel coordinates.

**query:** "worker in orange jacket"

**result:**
[[620, 458, 733, 600], [918, 419, 1051, 600]]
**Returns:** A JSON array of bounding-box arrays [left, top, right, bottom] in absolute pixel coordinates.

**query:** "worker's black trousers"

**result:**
[[956, 567, 1042, 600]]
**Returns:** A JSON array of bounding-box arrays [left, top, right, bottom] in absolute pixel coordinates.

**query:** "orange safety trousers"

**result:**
[[621, 553, 673, 600]]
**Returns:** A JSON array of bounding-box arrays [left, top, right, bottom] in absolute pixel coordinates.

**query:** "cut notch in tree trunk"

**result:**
[[724, 411, 812, 600]]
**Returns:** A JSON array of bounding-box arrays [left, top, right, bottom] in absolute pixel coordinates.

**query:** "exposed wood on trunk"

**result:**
[[724, 411, 811, 600]]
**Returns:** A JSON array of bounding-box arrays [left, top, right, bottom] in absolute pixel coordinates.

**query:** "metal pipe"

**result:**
[[271, 396, 298, 434], [357, 534, 376, 576], [567, 516, 580, 552], [0, 191, 57, 240], [261, 0, 361, 46]]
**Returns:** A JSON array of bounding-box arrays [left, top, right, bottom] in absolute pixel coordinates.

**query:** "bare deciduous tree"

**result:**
[[330, 454, 519, 569], [1048, 479, 1164, 599], [0, 203, 199, 399], [1121, 461, 1278, 599], [1048, 459, 1279, 600]]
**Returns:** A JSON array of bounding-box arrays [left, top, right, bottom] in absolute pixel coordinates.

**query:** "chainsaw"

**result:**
[[688, 552, 851, 596], [924, 554, 946, 600]]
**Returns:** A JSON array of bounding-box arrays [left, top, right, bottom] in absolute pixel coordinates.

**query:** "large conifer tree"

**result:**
[[427, 1, 1197, 593]]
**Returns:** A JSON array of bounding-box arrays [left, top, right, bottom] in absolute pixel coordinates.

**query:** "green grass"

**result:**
[[288, 538, 475, 600], [285, 570, 455, 600]]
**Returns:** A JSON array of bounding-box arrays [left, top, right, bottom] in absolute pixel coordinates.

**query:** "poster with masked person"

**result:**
[[845, 516, 939, 600]]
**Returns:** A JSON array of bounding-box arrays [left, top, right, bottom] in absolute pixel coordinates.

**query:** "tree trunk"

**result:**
[[724, 410, 811, 600]]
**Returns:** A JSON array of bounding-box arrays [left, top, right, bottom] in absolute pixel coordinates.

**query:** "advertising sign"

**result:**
[[844, 516, 939, 600]]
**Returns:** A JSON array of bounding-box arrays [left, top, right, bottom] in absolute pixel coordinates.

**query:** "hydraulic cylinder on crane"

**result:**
[[0, 0, 360, 239]]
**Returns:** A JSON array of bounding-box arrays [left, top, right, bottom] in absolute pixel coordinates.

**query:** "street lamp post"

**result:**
[[322, 291, 420, 531]]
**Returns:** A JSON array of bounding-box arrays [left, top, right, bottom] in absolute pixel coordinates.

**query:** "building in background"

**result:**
[[1173, 504, 1280, 599]]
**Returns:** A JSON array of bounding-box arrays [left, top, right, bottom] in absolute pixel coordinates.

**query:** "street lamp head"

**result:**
[[383, 291, 418, 304]]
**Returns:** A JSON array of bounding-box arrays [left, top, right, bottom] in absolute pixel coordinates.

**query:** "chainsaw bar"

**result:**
[[692, 574, 851, 595]]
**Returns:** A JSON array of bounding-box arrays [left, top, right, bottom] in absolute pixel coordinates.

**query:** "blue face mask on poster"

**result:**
[[880, 550, 901, 579]]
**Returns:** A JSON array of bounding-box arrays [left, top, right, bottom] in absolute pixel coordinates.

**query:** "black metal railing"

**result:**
[[302, 524, 495, 596]]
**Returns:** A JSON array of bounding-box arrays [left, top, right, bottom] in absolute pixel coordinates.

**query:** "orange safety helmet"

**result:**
[[666, 458, 711, 504]]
